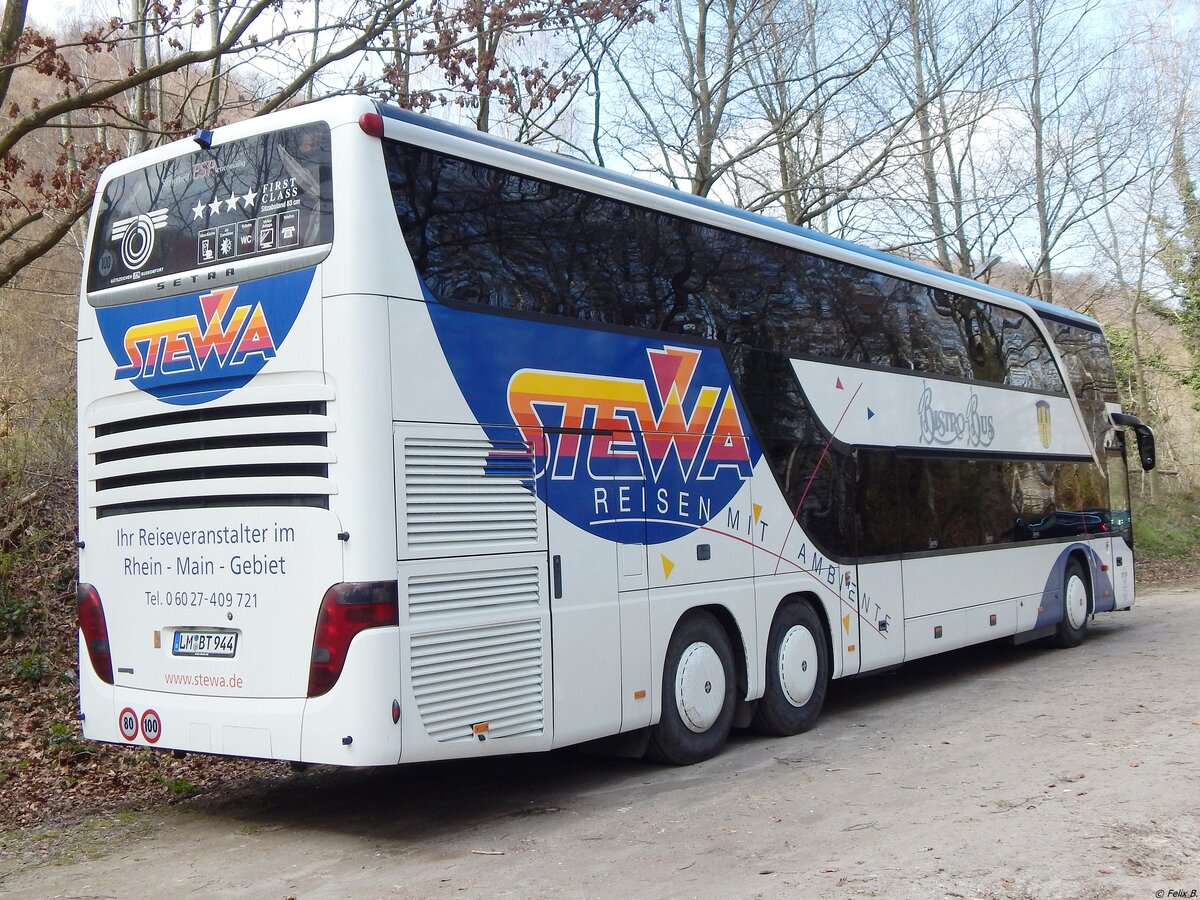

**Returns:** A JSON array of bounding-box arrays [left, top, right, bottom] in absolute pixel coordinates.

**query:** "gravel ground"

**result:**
[[3, 581, 1199, 899]]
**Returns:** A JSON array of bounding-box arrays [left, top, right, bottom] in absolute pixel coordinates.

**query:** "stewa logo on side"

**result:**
[[506, 345, 756, 544]]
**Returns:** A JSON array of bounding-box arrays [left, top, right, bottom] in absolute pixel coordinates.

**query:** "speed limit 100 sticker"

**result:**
[[140, 709, 162, 744], [118, 707, 139, 741]]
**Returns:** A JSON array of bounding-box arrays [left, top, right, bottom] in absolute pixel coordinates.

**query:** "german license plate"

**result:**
[[172, 629, 238, 658]]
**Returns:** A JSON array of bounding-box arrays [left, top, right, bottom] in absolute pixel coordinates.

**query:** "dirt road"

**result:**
[[3, 583, 1199, 899]]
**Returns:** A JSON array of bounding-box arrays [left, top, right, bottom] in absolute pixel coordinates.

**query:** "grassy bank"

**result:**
[[1132, 487, 1200, 583]]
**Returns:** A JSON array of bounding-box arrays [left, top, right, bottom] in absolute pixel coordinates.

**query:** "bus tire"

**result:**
[[1053, 559, 1091, 648], [646, 610, 736, 765], [752, 600, 829, 736]]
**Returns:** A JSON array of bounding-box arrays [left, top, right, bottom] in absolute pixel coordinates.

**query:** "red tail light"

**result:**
[[308, 581, 398, 697], [77, 583, 114, 684]]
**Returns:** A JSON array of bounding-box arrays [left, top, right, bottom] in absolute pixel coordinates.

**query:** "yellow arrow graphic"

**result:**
[[661, 555, 675, 580]]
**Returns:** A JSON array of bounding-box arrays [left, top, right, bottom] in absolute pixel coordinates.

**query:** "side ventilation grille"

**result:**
[[408, 567, 540, 621], [89, 399, 336, 518], [410, 620, 544, 743], [403, 436, 538, 552]]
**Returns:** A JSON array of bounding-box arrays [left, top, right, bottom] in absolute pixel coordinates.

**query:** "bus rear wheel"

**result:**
[[646, 610, 736, 765], [752, 600, 829, 736], [1053, 559, 1091, 648]]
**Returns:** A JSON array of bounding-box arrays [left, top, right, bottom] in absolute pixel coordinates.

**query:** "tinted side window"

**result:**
[[1045, 321, 1119, 458], [897, 455, 1110, 552], [385, 140, 1065, 393], [387, 144, 711, 332], [736, 350, 856, 558], [856, 449, 902, 557], [898, 457, 1014, 552]]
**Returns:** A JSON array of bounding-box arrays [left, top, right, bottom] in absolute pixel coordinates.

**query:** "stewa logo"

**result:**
[[506, 345, 756, 544], [114, 286, 275, 381], [95, 267, 314, 406], [110, 209, 169, 270]]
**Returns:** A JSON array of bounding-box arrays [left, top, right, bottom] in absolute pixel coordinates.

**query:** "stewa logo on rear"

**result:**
[[113, 286, 274, 380], [95, 267, 314, 406]]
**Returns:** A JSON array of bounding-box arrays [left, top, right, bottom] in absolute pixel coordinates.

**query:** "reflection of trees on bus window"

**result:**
[[384, 141, 1067, 396], [87, 123, 333, 293], [383, 141, 1110, 561], [1047, 320, 1120, 460]]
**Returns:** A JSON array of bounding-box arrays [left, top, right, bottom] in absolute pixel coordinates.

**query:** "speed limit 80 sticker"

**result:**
[[118, 707, 139, 741]]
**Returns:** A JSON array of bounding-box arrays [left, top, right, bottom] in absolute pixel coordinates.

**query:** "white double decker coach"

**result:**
[[77, 97, 1155, 766]]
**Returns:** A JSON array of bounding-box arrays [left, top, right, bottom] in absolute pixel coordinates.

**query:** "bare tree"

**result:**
[[1084, 68, 1171, 495], [1011, 0, 1125, 304], [739, 0, 907, 228], [0, 0, 658, 291]]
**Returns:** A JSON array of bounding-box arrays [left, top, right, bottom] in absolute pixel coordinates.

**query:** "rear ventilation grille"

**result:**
[[403, 436, 538, 550], [89, 399, 335, 518], [410, 619, 544, 743], [408, 567, 541, 621]]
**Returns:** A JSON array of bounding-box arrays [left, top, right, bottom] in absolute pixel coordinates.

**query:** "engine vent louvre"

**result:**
[[408, 566, 541, 621], [410, 619, 544, 743], [403, 436, 538, 551], [89, 399, 335, 518]]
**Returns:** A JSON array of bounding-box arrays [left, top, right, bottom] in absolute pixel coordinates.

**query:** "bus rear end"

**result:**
[[76, 101, 401, 764]]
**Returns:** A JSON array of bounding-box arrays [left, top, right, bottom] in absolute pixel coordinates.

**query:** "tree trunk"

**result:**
[[908, 0, 952, 271], [1026, 0, 1052, 304], [132, 0, 149, 153]]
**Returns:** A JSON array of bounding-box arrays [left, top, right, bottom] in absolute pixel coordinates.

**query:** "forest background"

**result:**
[[0, 0, 1198, 829]]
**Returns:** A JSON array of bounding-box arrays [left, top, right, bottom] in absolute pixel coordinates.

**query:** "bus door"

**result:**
[[541, 425, 650, 746], [1106, 430, 1134, 608], [852, 449, 905, 673]]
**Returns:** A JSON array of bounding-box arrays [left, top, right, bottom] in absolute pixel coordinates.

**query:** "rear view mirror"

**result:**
[[1110, 412, 1155, 471], [1134, 425, 1155, 471]]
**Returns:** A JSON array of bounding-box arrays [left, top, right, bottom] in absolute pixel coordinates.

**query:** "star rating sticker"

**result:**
[[191, 200, 206, 221], [241, 188, 258, 209], [224, 192, 240, 213], [208, 199, 221, 215]]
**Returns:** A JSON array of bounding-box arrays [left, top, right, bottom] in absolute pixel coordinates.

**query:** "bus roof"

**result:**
[[376, 102, 1101, 334]]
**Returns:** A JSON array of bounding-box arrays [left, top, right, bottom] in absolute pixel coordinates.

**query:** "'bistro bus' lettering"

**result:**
[[917, 384, 995, 448]]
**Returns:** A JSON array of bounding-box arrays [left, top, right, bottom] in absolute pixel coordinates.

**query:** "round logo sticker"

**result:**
[[118, 707, 139, 741], [108, 209, 168, 272], [120, 214, 157, 269], [140, 709, 162, 744]]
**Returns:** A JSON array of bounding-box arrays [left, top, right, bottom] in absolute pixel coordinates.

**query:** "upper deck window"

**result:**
[[385, 140, 1065, 395], [87, 123, 333, 296]]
